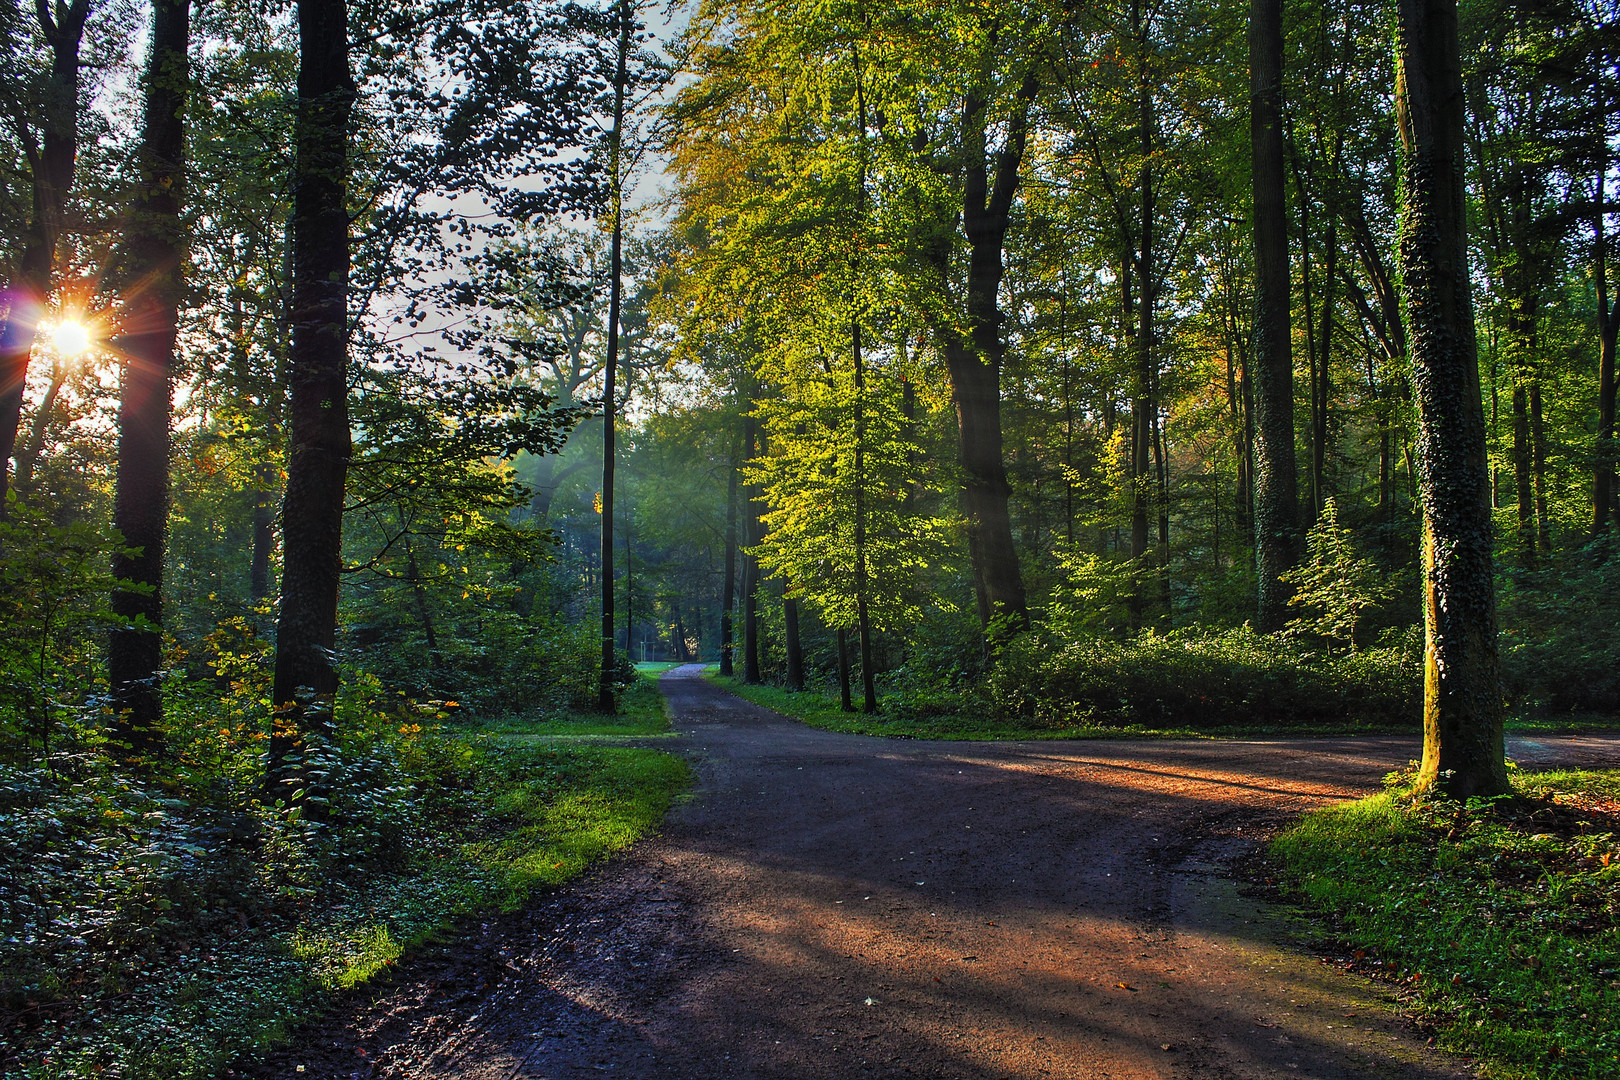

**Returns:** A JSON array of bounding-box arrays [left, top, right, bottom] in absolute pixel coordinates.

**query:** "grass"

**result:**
[[1270, 769, 1620, 1079], [1503, 714, 1620, 736]]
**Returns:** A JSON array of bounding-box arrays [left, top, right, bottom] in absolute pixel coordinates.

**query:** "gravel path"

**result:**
[[240, 665, 1620, 1080]]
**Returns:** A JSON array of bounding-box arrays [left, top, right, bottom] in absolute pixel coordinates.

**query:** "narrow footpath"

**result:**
[[243, 665, 1620, 1080]]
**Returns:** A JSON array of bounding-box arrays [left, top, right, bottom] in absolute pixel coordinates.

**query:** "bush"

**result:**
[[985, 625, 1422, 730], [1498, 543, 1620, 715], [0, 680, 684, 1079]]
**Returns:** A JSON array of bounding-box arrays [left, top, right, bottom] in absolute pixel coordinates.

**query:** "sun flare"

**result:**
[[50, 318, 94, 358]]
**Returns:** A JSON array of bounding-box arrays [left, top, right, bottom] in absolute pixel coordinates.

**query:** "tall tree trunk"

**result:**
[[1291, 136, 1320, 523], [1593, 162, 1618, 534], [250, 469, 275, 600], [836, 627, 853, 712], [1131, 135, 1158, 622], [597, 0, 631, 711], [1530, 375, 1549, 553], [1395, 0, 1508, 798], [742, 412, 762, 684], [13, 358, 66, 490], [1316, 168, 1338, 516], [1250, 0, 1301, 631], [719, 427, 737, 676], [782, 588, 804, 689], [0, 0, 90, 511], [108, 0, 190, 761], [405, 542, 441, 671], [852, 319, 877, 713], [1511, 352, 1534, 563], [268, 0, 355, 795], [673, 608, 689, 661], [933, 74, 1037, 640]]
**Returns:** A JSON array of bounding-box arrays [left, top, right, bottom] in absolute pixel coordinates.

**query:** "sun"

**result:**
[[50, 318, 94, 358]]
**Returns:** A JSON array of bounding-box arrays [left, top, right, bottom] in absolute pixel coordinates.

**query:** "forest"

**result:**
[[1, 0, 1617, 1075]]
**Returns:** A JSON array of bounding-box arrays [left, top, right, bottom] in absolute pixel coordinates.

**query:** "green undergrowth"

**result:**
[[2, 707, 688, 1079], [1271, 769, 1620, 1079], [477, 668, 673, 739], [708, 671, 1216, 739]]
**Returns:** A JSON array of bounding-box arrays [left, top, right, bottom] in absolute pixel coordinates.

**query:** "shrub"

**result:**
[[1498, 542, 1620, 715], [985, 625, 1422, 730]]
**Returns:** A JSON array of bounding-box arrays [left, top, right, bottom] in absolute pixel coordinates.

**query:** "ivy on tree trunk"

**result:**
[[1395, 0, 1508, 798]]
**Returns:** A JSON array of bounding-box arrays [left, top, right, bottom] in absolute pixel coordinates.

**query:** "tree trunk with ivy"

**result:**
[[1250, 0, 1300, 632], [1395, 0, 1508, 798]]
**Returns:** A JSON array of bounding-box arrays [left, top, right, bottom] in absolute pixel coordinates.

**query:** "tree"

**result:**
[[107, 0, 190, 760], [0, 0, 93, 511], [904, 8, 1040, 639], [1250, 0, 1300, 631], [1281, 497, 1392, 649], [1395, 0, 1508, 797], [751, 338, 950, 712], [267, 0, 356, 796], [598, 0, 633, 711]]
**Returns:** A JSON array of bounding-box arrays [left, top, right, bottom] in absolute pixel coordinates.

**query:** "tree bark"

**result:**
[[836, 627, 853, 712], [852, 319, 877, 713], [1316, 168, 1337, 517], [783, 589, 804, 690], [250, 470, 275, 600], [720, 426, 737, 676], [1596, 168, 1619, 533], [0, 0, 90, 511], [742, 411, 762, 683], [1395, 0, 1508, 798], [108, 0, 190, 761], [1512, 375, 1533, 561], [1131, 103, 1159, 622], [405, 541, 441, 672], [933, 73, 1037, 640], [1250, 0, 1301, 631], [597, 0, 631, 711], [13, 358, 66, 490], [268, 0, 355, 795]]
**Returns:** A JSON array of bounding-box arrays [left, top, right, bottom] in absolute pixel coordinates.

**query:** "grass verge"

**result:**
[[6, 697, 688, 1079], [1270, 769, 1620, 1079]]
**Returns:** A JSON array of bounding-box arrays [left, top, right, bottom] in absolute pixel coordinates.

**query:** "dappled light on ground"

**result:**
[[243, 667, 1617, 1079]]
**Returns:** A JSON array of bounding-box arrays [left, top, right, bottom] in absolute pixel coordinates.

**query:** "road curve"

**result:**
[[242, 665, 1619, 1080]]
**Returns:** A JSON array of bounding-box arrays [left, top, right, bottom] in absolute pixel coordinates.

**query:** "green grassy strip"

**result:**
[[1270, 770, 1620, 1079]]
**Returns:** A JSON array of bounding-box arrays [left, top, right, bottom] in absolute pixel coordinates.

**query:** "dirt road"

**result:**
[[242, 665, 1620, 1080]]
